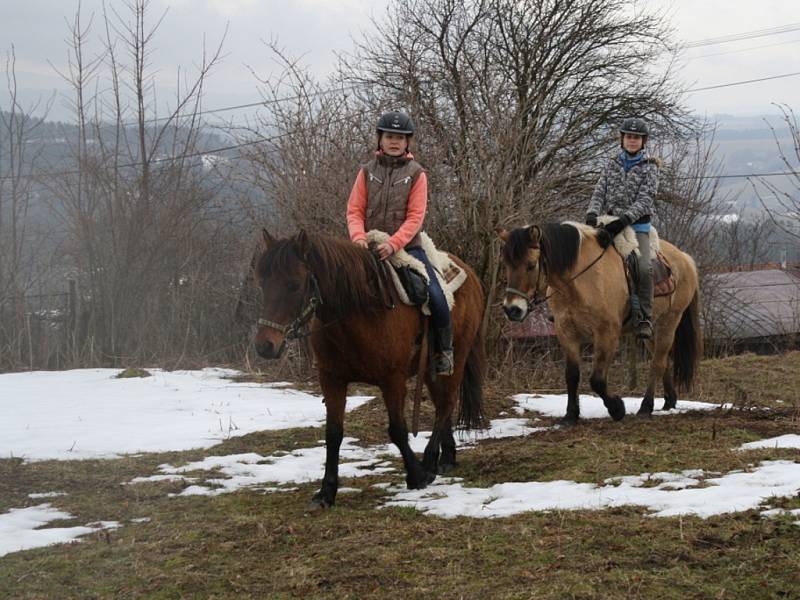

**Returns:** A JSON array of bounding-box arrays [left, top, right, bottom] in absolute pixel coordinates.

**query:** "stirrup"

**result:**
[[434, 351, 454, 376], [636, 319, 653, 340]]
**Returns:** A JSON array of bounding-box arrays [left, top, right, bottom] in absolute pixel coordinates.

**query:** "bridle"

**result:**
[[257, 272, 323, 353], [504, 249, 548, 319], [504, 243, 609, 320]]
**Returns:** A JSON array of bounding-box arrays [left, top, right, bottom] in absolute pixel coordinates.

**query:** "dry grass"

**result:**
[[2, 352, 800, 599]]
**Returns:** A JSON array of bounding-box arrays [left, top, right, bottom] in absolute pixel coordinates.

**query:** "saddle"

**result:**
[[625, 252, 676, 297], [366, 230, 467, 314], [593, 217, 676, 298]]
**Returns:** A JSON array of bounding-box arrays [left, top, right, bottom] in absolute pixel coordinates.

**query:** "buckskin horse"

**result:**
[[497, 222, 701, 425], [253, 229, 486, 507]]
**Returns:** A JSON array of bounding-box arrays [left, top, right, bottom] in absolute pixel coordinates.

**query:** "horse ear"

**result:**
[[527, 225, 541, 248], [495, 227, 509, 242], [262, 228, 275, 249]]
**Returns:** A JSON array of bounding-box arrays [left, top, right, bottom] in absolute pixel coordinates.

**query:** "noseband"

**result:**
[[504, 254, 546, 319], [257, 273, 322, 346]]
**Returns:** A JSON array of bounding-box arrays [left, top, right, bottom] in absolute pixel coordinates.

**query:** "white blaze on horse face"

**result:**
[[502, 262, 533, 321], [503, 293, 529, 316]]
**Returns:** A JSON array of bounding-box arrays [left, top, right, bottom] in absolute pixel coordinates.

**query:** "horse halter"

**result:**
[[257, 272, 323, 346], [504, 253, 546, 320]]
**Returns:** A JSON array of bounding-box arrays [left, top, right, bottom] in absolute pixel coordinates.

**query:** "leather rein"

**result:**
[[505, 243, 609, 319]]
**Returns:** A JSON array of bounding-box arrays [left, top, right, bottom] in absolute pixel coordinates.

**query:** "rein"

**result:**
[[506, 242, 609, 318]]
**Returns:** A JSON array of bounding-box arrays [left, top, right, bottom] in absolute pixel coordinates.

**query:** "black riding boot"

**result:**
[[635, 231, 654, 339], [434, 326, 454, 376], [636, 269, 653, 340]]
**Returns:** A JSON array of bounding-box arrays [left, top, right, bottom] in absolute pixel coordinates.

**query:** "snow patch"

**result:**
[[0, 504, 119, 557]]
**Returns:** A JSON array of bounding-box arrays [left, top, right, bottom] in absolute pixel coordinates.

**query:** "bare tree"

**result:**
[[237, 41, 368, 237], [42, 0, 238, 366], [0, 46, 55, 369], [235, 0, 724, 355], [344, 0, 689, 340], [753, 104, 800, 245]]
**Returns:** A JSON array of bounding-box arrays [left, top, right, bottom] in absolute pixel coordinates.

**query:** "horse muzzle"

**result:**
[[503, 303, 527, 322], [254, 336, 286, 360]]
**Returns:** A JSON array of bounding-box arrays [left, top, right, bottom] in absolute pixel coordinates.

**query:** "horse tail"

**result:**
[[673, 289, 702, 391], [457, 324, 486, 431]]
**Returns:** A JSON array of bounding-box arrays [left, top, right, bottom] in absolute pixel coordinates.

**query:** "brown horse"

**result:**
[[498, 222, 701, 425], [254, 229, 486, 507]]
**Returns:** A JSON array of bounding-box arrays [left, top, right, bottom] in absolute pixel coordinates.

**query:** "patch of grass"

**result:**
[[2, 352, 800, 598], [114, 367, 152, 379]]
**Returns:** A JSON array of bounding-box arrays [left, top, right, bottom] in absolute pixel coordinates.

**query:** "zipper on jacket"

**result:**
[[382, 164, 395, 227]]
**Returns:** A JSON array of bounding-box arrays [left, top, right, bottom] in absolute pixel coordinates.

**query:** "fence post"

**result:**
[[68, 279, 77, 356]]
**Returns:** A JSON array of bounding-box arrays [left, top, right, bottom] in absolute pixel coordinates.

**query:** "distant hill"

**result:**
[[697, 114, 797, 216]]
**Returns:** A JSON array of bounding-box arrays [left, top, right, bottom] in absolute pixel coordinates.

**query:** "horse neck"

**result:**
[[305, 238, 382, 319], [546, 238, 615, 300]]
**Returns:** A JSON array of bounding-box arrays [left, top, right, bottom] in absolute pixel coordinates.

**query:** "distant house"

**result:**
[[704, 263, 800, 352], [503, 305, 556, 344]]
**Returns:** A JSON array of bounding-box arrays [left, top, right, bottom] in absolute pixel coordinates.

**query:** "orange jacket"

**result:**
[[346, 153, 428, 252]]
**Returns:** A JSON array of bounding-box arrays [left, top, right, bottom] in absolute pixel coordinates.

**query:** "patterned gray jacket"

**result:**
[[586, 152, 659, 224]]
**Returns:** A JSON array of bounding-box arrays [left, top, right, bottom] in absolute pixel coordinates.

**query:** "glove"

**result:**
[[585, 213, 598, 227], [596, 227, 612, 248], [603, 216, 631, 238]]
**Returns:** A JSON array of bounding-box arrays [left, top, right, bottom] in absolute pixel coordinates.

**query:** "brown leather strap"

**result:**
[[369, 250, 395, 309], [412, 316, 429, 437]]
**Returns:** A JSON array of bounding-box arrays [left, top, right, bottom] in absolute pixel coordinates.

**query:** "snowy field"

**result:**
[[1, 368, 799, 558], [1, 368, 372, 461]]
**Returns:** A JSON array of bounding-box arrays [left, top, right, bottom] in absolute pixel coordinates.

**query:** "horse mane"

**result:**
[[256, 233, 385, 319], [540, 223, 582, 276], [502, 227, 536, 267], [503, 223, 582, 276]]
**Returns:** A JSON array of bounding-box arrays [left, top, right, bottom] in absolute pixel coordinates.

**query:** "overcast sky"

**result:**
[[2, 0, 799, 122]]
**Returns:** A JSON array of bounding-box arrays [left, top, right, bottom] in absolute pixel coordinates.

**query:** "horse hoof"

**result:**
[[406, 470, 433, 489], [636, 409, 653, 419], [438, 462, 456, 475], [308, 493, 334, 510], [406, 479, 428, 491], [608, 397, 625, 421], [663, 401, 677, 411], [559, 416, 578, 428]]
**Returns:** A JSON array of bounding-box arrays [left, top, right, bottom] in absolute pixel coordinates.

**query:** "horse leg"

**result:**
[[421, 420, 451, 476], [639, 325, 678, 416], [310, 373, 347, 509], [558, 335, 582, 426], [383, 378, 435, 489], [423, 376, 460, 474], [438, 418, 457, 473], [663, 368, 678, 410], [589, 330, 625, 421]]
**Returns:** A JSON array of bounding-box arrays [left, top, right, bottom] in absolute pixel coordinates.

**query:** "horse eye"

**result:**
[[526, 263, 535, 272]]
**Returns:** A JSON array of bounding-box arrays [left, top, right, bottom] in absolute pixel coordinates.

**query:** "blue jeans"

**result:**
[[406, 247, 450, 329]]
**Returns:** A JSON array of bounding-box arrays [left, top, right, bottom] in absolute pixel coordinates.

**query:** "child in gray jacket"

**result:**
[[585, 117, 658, 339]]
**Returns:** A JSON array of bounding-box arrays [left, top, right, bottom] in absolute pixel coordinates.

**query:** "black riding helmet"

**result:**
[[376, 111, 415, 135], [620, 117, 649, 142]]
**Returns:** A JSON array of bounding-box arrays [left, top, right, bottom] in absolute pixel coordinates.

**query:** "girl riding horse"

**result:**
[[346, 111, 454, 376], [586, 117, 659, 340]]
